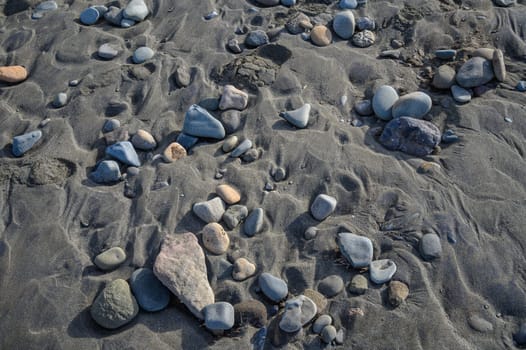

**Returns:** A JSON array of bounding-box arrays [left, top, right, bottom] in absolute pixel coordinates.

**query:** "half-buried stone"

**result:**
[[130, 268, 171, 312], [280, 103, 310, 128], [219, 85, 248, 111], [123, 0, 149, 21], [182, 104, 225, 139], [379, 117, 441, 157], [12, 130, 42, 157], [193, 197, 226, 223], [337, 233, 373, 268], [352, 30, 375, 47], [372, 85, 398, 120], [162, 142, 187, 163], [391, 91, 432, 119], [348, 274, 368, 294], [451, 85, 471, 103], [317, 275, 344, 298], [94, 247, 126, 270], [419, 233, 442, 261], [369, 259, 397, 284], [53, 92, 67, 108], [333, 11, 355, 39], [98, 43, 119, 60], [203, 302, 235, 332], [279, 295, 317, 333], [354, 100, 373, 115], [244, 208, 264, 236], [223, 204, 248, 229], [90, 160, 121, 183], [90, 279, 139, 329], [259, 272, 288, 302], [222, 135, 239, 153], [310, 194, 337, 221], [132, 47, 154, 64], [456, 57, 494, 88], [106, 141, 141, 167], [388, 280, 409, 307]]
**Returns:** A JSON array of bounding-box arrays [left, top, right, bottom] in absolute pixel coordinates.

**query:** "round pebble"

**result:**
[[103, 119, 120, 133], [162, 142, 187, 163], [310, 194, 337, 221], [318, 275, 344, 298], [313, 315, 332, 334], [356, 17, 375, 31], [53, 92, 67, 108], [232, 257, 256, 281], [372, 85, 398, 120], [132, 129, 157, 150], [321, 325, 337, 343], [94, 247, 126, 270], [132, 47, 154, 64], [391, 91, 432, 119], [202, 223, 230, 255], [90, 279, 138, 329], [311, 25, 332, 47], [130, 268, 170, 312], [80, 7, 100, 25], [348, 274, 368, 294], [203, 302, 235, 331], [333, 11, 355, 40], [245, 30, 269, 48]]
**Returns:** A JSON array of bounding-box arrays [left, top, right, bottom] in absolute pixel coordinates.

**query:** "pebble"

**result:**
[[219, 85, 248, 111], [90, 279, 138, 329], [441, 129, 459, 144], [160, 142, 186, 163], [432, 65, 456, 89], [36, 1, 58, 11], [92, 5, 108, 15], [104, 6, 123, 26], [468, 315, 494, 332], [372, 85, 398, 120], [379, 117, 441, 156], [94, 247, 126, 270], [304, 226, 318, 240], [130, 268, 170, 312], [132, 47, 154, 64], [339, 0, 357, 9], [223, 205, 248, 229], [516, 81, 526, 92], [232, 257, 256, 281], [153, 233, 215, 319], [12, 130, 42, 157], [354, 100, 373, 115], [310, 194, 337, 221], [227, 39, 242, 54], [352, 30, 375, 47], [313, 315, 332, 334], [98, 43, 119, 59], [220, 110, 242, 134], [203, 302, 235, 331], [121, 18, 136, 27], [338, 233, 373, 268], [471, 48, 494, 60], [193, 197, 226, 223], [280, 103, 311, 128], [253, 327, 267, 350], [104, 127, 129, 145], [380, 50, 400, 59], [204, 10, 219, 20], [321, 325, 337, 343], [286, 12, 311, 35], [494, 0, 516, 6], [182, 104, 225, 140], [272, 167, 287, 181], [259, 272, 288, 302], [456, 57, 494, 88], [106, 141, 141, 167], [317, 275, 344, 298], [90, 160, 121, 183], [348, 274, 368, 294], [391, 39, 404, 48], [304, 289, 327, 313], [231, 139, 252, 158], [245, 30, 269, 48], [392, 91, 432, 119], [281, 0, 296, 6], [69, 79, 80, 87], [335, 329, 344, 344], [420, 233, 442, 260], [514, 323, 526, 345], [505, 117, 513, 123], [176, 133, 198, 150], [175, 66, 191, 87], [256, 0, 280, 5], [333, 11, 355, 40], [80, 7, 100, 25], [216, 184, 241, 204], [311, 25, 332, 46], [369, 259, 397, 284], [202, 223, 230, 255], [435, 49, 456, 60], [279, 295, 317, 333], [222, 135, 239, 152], [451, 85, 471, 103], [123, 0, 149, 21], [356, 17, 375, 31], [198, 97, 219, 112], [0, 66, 28, 83], [234, 300, 267, 327], [492, 49, 506, 82], [388, 280, 409, 306], [244, 208, 264, 237], [132, 129, 156, 150]]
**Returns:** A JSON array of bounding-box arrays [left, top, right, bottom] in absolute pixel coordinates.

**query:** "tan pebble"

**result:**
[[202, 222, 230, 254], [222, 135, 239, 153], [232, 257, 256, 281], [471, 48, 494, 60], [388, 280, 409, 307], [162, 142, 187, 163], [131, 129, 156, 150], [299, 19, 313, 30], [310, 25, 332, 47], [216, 184, 241, 204], [0, 66, 28, 83]]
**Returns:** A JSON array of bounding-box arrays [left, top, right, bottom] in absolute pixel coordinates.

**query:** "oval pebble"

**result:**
[[0, 65, 28, 83], [230, 139, 252, 158], [203, 302, 235, 331], [451, 85, 471, 103], [216, 184, 241, 204], [391, 91, 432, 119], [130, 268, 170, 312], [53, 92, 67, 108], [321, 325, 337, 343], [339, 0, 357, 8], [132, 129, 157, 150], [419, 233, 442, 260], [244, 208, 264, 236], [317, 275, 344, 298], [193, 197, 226, 223], [311, 26, 332, 47], [202, 222, 230, 255], [132, 47, 154, 64], [372, 85, 398, 120], [222, 135, 239, 153], [313, 315, 332, 334], [333, 11, 355, 39], [80, 7, 100, 25], [259, 272, 288, 302], [94, 247, 126, 270]]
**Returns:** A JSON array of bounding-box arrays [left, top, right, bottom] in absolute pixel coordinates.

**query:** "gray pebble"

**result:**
[[12, 130, 42, 157], [53, 92, 67, 108], [90, 160, 121, 183], [104, 6, 123, 26], [222, 205, 248, 229], [313, 315, 332, 334], [193, 197, 226, 223], [222, 135, 239, 153], [103, 119, 121, 133], [310, 194, 337, 221], [354, 100, 373, 115], [321, 325, 337, 343], [94, 247, 126, 270], [338, 233, 373, 268], [231, 139, 252, 157], [245, 30, 269, 48], [420, 233, 442, 260], [244, 208, 264, 236], [259, 272, 288, 302], [451, 85, 471, 103], [132, 47, 154, 64], [220, 110, 242, 134], [227, 39, 242, 54], [203, 302, 235, 331], [318, 275, 344, 298], [304, 226, 318, 240], [369, 259, 397, 284], [242, 148, 260, 162], [272, 167, 287, 182], [98, 43, 119, 60], [348, 274, 368, 294]]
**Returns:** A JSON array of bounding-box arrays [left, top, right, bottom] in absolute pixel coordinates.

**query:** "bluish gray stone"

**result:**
[[106, 141, 141, 167], [516, 81, 526, 92], [182, 104, 226, 139], [321, 325, 338, 344], [339, 0, 357, 9], [372, 85, 398, 120], [245, 30, 269, 48], [333, 11, 355, 39], [354, 100, 373, 115], [230, 139, 252, 158], [451, 85, 471, 103], [255, 0, 280, 5], [356, 17, 375, 31], [279, 295, 317, 333], [98, 43, 119, 60], [244, 208, 264, 236], [223, 205, 248, 229], [441, 129, 459, 144], [132, 47, 154, 64], [204, 10, 218, 20], [203, 302, 235, 330], [280, 103, 310, 128], [318, 275, 344, 297], [90, 160, 121, 183], [391, 91, 432, 119], [514, 323, 526, 345], [176, 132, 199, 150], [310, 194, 337, 221], [103, 119, 120, 133], [121, 18, 136, 28], [123, 0, 149, 21], [313, 315, 332, 334], [220, 110, 242, 134], [338, 233, 373, 268], [52, 92, 67, 108], [456, 57, 494, 88], [130, 268, 170, 312], [193, 197, 226, 223], [379, 117, 441, 156], [281, 0, 296, 6], [36, 1, 58, 11], [420, 233, 442, 260], [12, 130, 42, 157], [104, 6, 123, 26], [259, 273, 288, 302], [369, 259, 397, 284], [435, 49, 456, 60], [80, 7, 100, 25]]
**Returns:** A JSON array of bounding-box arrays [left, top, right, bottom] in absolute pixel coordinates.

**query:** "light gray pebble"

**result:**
[[244, 208, 264, 236], [321, 325, 337, 343], [222, 135, 239, 153], [193, 197, 226, 223], [53, 92, 67, 108], [231, 139, 252, 158], [313, 315, 332, 334]]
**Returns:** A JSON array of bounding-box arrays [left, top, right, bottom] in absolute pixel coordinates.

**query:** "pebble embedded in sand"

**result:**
[[321, 325, 338, 343], [468, 314, 494, 333], [244, 208, 264, 236], [317, 275, 344, 298], [80, 7, 100, 25], [106, 141, 141, 167], [223, 204, 248, 229], [162, 142, 187, 162], [131, 129, 156, 150], [203, 302, 235, 331], [12, 130, 42, 157], [391, 91, 432, 119], [133, 47, 154, 64], [338, 233, 373, 268], [369, 259, 397, 284], [219, 85, 248, 111], [419, 233, 442, 260], [304, 226, 318, 240], [52, 92, 67, 108], [222, 135, 239, 153], [227, 39, 242, 54], [456, 57, 494, 88], [435, 49, 456, 60], [216, 184, 241, 204], [182, 104, 226, 139], [90, 160, 121, 183], [352, 30, 375, 47], [121, 18, 136, 28], [232, 257, 256, 281], [259, 272, 288, 302], [388, 280, 409, 307], [104, 6, 124, 26], [356, 17, 375, 31], [176, 133, 198, 150], [98, 43, 119, 59], [379, 117, 441, 156], [279, 295, 317, 333], [310, 25, 332, 46], [255, 0, 280, 5], [202, 222, 230, 255], [90, 279, 139, 329], [234, 300, 267, 327], [333, 11, 355, 39], [245, 30, 269, 48], [230, 139, 252, 158], [285, 12, 311, 34], [441, 129, 459, 144], [280, 103, 311, 128], [310, 194, 337, 221], [432, 65, 456, 89], [130, 268, 171, 312], [492, 49, 506, 82], [339, 0, 358, 9], [104, 127, 129, 145], [0, 65, 28, 83], [372, 85, 398, 120], [348, 274, 368, 294], [313, 315, 332, 334], [94, 247, 126, 270], [193, 197, 226, 223], [451, 85, 471, 103], [123, 0, 149, 21]]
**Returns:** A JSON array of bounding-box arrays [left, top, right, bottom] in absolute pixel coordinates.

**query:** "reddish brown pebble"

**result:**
[[0, 66, 28, 83], [163, 142, 187, 163], [216, 184, 241, 204], [311, 25, 332, 47]]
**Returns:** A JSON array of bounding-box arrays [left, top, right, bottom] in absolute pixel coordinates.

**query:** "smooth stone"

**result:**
[[338, 233, 373, 268], [352, 30, 375, 47], [198, 97, 219, 111], [104, 6, 123, 26], [174, 66, 191, 88], [92, 5, 108, 14], [204, 10, 218, 20], [222, 135, 239, 153], [304, 289, 327, 314], [280, 103, 310, 128], [153, 233, 215, 319], [176, 133, 198, 150], [98, 43, 119, 59], [232, 257, 256, 281], [514, 323, 526, 345], [432, 65, 456, 89], [244, 208, 264, 237], [281, 0, 296, 6], [380, 50, 400, 59], [441, 129, 459, 144], [435, 49, 456, 59], [492, 49, 506, 82], [219, 85, 248, 111], [451, 85, 471, 103], [333, 11, 355, 40], [456, 57, 494, 88], [36, 1, 58, 11], [321, 325, 337, 344], [94, 247, 126, 270], [69, 79, 80, 86], [90, 160, 121, 183], [242, 149, 259, 162], [392, 91, 432, 119], [272, 167, 286, 182], [90, 279, 138, 329], [304, 226, 318, 240], [104, 127, 128, 145], [132, 47, 154, 64], [379, 117, 441, 156], [203, 302, 235, 331], [354, 100, 373, 115], [310, 194, 337, 221], [494, 0, 516, 5], [245, 30, 269, 48], [339, 0, 357, 8], [318, 275, 344, 298], [285, 12, 311, 35], [52, 92, 67, 108], [335, 329, 344, 344], [313, 315, 332, 334], [230, 139, 252, 158], [468, 315, 494, 332], [106, 141, 140, 167], [216, 184, 241, 204], [202, 223, 230, 255], [472, 48, 495, 60], [12, 130, 42, 157], [516, 81, 526, 92], [348, 274, 368, 294], [256, 0, 280, 5], [0, 66, 28, 83], [234, 300, 267, 327], [162, 142, 187, 162], [193, 197, 226, 223], [420, 233, 442, 260], [388, 280, 409, 307], [80, 7, 100, 25], [372, 85, 398, 120], [311, 25, 332, 46], [182, 104, 225, 139], [32, 12, 44, 19], [227, 39, 242, 54], [369, 259, 397, 284], [120, 18, 136, 28], [259, 272, 288, 302], [132, 129, 156, 150], [279, 295, 317, 333], [130, 268, 170, 312], [223, 205, 248, 230], [123, 0, 149, 21], [356, 17, 375, 31]]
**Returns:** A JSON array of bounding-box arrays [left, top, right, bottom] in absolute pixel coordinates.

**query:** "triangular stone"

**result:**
[[280, 103, 310, 128], [182, 104, 225, 139], [106, 141, 141, 167]]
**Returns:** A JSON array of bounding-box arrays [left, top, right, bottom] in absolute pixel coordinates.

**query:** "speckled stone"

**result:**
[[388, 280, 409, 307], [232, 257, 256, 281], [419, 233, 442, 260], [202, 223, 230, 255], [162, 142, 187, 163], [94, 247, 126, 270], [310, 26, 332, 46], [90, 279, 139, 329]]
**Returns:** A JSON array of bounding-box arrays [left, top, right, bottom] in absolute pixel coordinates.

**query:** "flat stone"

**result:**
[[219, 85, 248, 111], [348, 274, 368, 294], [244, 208, 264, 236], [90, 160, 121, 183], [304, 289, 327, 313], [379, 117, 441, 156], [379, 50, 400, 59], [245, 30, 269, 48], [234, 300, 267, 327], [321, 325, 337, 343], [202, 223, 230, 255], [231, 139, 252, 158], [388, 280, 409, 307], [153, 233, 215, 319], [223, 205, 248, 229], [494, 0, 516, 6], [451, 85, 471, 103], [203, 302, 235, 331], [132, 47, 154, 64], [435, 49, 456, 59], [441, 129, 459, 144], [90, 279, 139, 329], [222, 135, 239, 153], [354, 100, 373, 115], [94, 247, 126, 270], [12, 130, 42, 157], [279, 295, 317, 333], [333, 11, 355, 40], [98, 43, 119, 59], [52, 92, 67, 108], [123, 0, 149, 21], [106, 141, 140, 167], [372, 85, 398, 120], [468, 315, 494, 332], [182, 104, 225, 139], [193, 197, 226, 223], [132, 129, 156, 150], [216, 184, 241, 204], [313, 315, 332, 334], [317, 275, 344, 298], [420, 233, 442, 260], [104, 6, 123, 26], [0, 65, 28, 83], [280, 103, 310, 128], [392, 91, 432, 119], [352, 30, 375, 48], [286, 12, 311, 34], [80, 7, 100, 25], [311, 25, 332, 46], [472, 48, 495, 60], [256, 0, 280, 5], [492, 49, 506, 82], [369, 259, 397, 284], [259, 272, 288, 302], [232, 257, 256, 281], [456, 57, 494, 88], [130, 268, 170, 312], [356, 17, 375, 31], [104, 127, 129, 145], [310, 194, 337, 221], [338, 233, 373, 268], [339, 0, 357, 8], [432, 65, 456, 89]]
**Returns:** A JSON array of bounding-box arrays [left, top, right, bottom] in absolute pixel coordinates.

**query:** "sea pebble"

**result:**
[[435, 49, 456, 60], [219, 85, 248, 111], [379, 117, 441, 156], [202, 223, 230, 255], [203, 302, 235, 331], [90, 279, 138, 329], [318, 275, 344, 298], [121, 18, 136, 28], [12, 130, 42, 157], [356, 17, 375, 31], [321, 325, 337, 343], [388, 280, 409, 307], [451, 85, 471, 103], [69, 79, 80, 86], [51, 92, 67, 108], [514, 323, 526, 345], [36, 1, 58, 11], [182, 104, 225, 139], [256, 0, 280, 5], [104, 6, 123, 26], [204, 10, 218, 20], [352, 30, 375, 47], [354, 100, 373, 115], [175, 133, 198, 150], [310, 194, 337, 221], [494, 0, 515, 6], [0, 66, 28, 83], [391, 39, 404, 48], [219, 110, 241, 134], [420, 233, 442, 260], [280, 103, 310, 128], [223, 205, 248, 229], [272, 167, 287, 181], [98, 43, 119, 59], [80, 7, 100, 25], [153, 233, 215, 319], [130, 268, 170, 312], [132, 47, 154, 64], [285, 12, 311, 34], [369, 259, 397, 284], [339, 0, 358, 8], [281, 0, 296, 6], [94, 247, 126, 270], [234, 300, 267, 327], [216, 184, 241, 204], [380, 50, 400, 59], [90, 160, 121, 183], [132, 129, 156, 150], [441, 129, 459, 144], [333, 11, 355, 40], [492, 49, 506, 82], [232, 257, 256, 281], [516, 81, 526, 92], [468, 315, 494, 332], [242, 149, 260, 162], [92, 5, 108, 15], [106, 141, 140, 167], [279, 295, 317, 333], [313, 315, 332, 334], [473, 48, 495, 59], [372, 85, 398, 120], [391, 91, 432, 119], [456, 57, 494, 88], [227, 39, 242, 54], [193, 197, 226, 223], [222, 136, 239, 153], [432, 65, 456, 89], [175, 66, 191, 87], [348, 274, 368, 294], [245, 30, 269, 48], [311, 25, 332, 47], [123, 0, 149, 21], [244, 208, 264, 236], [259, 273, 288, 302], [338, 233, 373, 268], [231, 139, 252, 158], [304, 226, 318, 240], [253, 327, 267, 350]]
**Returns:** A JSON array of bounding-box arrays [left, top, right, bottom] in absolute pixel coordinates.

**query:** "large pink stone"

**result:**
[[153, 233, 214, 319]]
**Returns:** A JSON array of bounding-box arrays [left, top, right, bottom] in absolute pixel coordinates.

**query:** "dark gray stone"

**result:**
[[106, 141, 141, 167], [130, 268, 171, 312], [259, 272, 288, 302], [102, 119, 120, 133], [193, 197, 226, 223], [220, 110, 241, 134], [379, 117, 441, 156], [245, 30, 269, 48]]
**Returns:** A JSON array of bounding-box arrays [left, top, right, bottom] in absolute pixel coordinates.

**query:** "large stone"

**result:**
[[310, 194, 337, 221], [193, 197, 226, 223], [391, 91, 432, 119], [280, 103, 311, 129], [182, 104, 225, 139], [130, 268, 171, 312], [219, 85, 248, 111], [203, 302, 235, 331], [106, 141, 141, 167], [432, 65, 456, 89], [372, 85, 398, 120], [90, 279, 139, 329], [153, 233, 215, 319], [338, 233, 373, 268], [259, 272, 288, 302], [12, 130, 42, 157], [333, 11, 355, 39], [379, 117, 441, 156], [456, 57, 494, 88]]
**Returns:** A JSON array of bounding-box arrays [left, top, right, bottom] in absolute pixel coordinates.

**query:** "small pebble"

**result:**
[[388, 280, 409, 307], [132, 129, 157, 150], [435, 49, 456, 60], [223, 205, 248, 229], [420, 233, 442, 260], [321, 325, 337, 343], [441, 129, 459, 144], [216, 184, 241, 204], [272, 167, 286, 182], [244, 208, 264, 237], [162, 142, 187, 163], [354, 100, 373, 115], [204, 10, 218, 20], [222, 135, 239, 153], [123, 0, 149, 21], [516, 81, 526, 92], [304, 226, 318, 240], [103, 119, 120, 133], [98, 43, 119, 59], [219, 85, 248, 111], [335, 329, 344, 344], [227, 39, 242, 54], [90, 160, 121, 183], [193, 197, 226, 223], [120, 18, 136, 28], [245, 30, 269, 48], [80, 7, 100, 25], [182, 104, 225, 140], [90, 279, 138, 329], [310, 25, 332, 47], [232, 258, 256, 281], [259, 272, 288, 302], [339, 0, 357, 9], [349, 274, 368, 294], [202, 223, 230, 255], [132, 47, 154, 64], [12, 130, 42, 157], [338, 232, 373, 268], [369, 259, 397, 284], [504, 117, 513, 123], [52, 92, 67, 108], [69, 79, 80, 86], [310, 194, 337, 221], [451, 85, 471, 103], [176, 133, 199, 150], [313, 315, 332, 334], [318, 275, 344, 298], [203, 302, 235, 331], [356, 17, 375, 31], [106, 141, 140, 167], [94, 247, 126, 270], [231, 139, 252, 158], [280, 103, 311, 129]]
